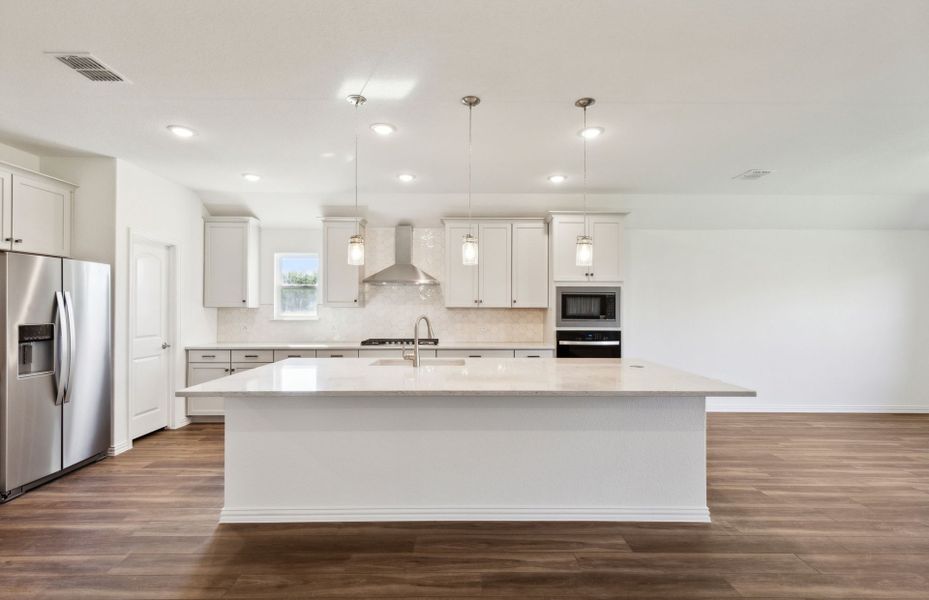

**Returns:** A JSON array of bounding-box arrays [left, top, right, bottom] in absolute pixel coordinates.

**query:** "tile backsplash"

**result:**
[[217, 227, 546, 343]]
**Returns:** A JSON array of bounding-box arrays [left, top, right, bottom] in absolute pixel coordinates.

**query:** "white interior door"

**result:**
[[129, 238, 172, 438]]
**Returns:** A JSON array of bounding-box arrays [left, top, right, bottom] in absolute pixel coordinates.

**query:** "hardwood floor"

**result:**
[[0, 413, 927, 599]]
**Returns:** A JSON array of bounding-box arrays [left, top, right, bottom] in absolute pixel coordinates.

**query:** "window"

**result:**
[[274, 253, 319, 320]]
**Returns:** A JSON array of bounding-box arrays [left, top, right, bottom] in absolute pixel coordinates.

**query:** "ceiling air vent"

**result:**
[[46, 52, 127, 82], [732, 169, 773, 180]]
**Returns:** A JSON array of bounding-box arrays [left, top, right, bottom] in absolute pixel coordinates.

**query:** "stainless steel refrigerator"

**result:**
[[0, 252, 111, 501]]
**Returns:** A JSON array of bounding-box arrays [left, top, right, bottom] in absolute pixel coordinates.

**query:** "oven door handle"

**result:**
[[558, 340, 620, 346]]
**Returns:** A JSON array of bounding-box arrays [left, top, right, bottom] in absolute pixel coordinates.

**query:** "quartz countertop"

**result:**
[[186, 341, 555, 351], [177, 357, 755, 398]]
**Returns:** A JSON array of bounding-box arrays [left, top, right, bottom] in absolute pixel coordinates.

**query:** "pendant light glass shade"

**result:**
[[462, 233, 479, 266], [575, 234, 593, 267], [347, 233, 365, 266]]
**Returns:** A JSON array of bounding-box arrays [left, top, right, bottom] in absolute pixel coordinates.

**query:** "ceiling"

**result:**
[[1, 0, 928, 224]]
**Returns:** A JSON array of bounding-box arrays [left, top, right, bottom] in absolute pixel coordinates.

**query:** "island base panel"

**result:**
[[221, 394, 709, 523]]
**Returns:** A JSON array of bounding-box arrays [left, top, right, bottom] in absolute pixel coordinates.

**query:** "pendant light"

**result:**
[[461, 95, 480, 266], [575, 97, 595, 267], [346, 94, 366, 266]]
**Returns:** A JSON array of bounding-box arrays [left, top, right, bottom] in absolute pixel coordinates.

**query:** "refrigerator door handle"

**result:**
[[63, 291, 77, 404], [54, 292, 70, 406]]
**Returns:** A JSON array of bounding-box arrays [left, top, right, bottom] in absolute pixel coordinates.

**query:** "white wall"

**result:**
[[0, 141, 40, 170], [40, 157, 117, 265], [624, 230, 929, 412], [113, 160, 216, 450]]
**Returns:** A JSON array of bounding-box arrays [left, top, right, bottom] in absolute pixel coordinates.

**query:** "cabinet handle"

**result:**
[[224, 368, 230, 373], [202, 354, 216, 358], [512, 299, 517, 304], [3, 237, 10, 242], [230, 368, 236, 372], [244, 354, 259, 358], [353, 299, 357, 303], [468, 355, 481, 358], [13, 239, 22, 244], [241, 299, 246, 303], [479, 299, 483, 304], [330, 354, 343, 358]]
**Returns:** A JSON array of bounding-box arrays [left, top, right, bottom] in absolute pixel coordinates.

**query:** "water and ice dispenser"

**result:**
[[18, 324, 54, 376]]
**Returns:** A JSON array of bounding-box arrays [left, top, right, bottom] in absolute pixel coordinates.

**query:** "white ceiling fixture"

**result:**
[[166, 125, 195, 138], [548, 174, 567, 184], [242, 173, 260, 182], [347, 94, 366, 266], [575, 97, 595, 267], [461, 95, 480, 266], [397, 173, 416, 183], [46, 51, 126, 82], [370, 123, 396, 136], [732, 169, 774, 180], [578, 126, 604, 140]]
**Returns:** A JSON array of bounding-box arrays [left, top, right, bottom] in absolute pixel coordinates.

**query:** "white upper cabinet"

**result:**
[[0, 163, 74, 257], [444, 223, 478, 307], [444, 218, 546, 309], [203, 217, 260, 308], [512, 221, 549, 308], [550, 213, 625, 283], [477, 222, 512, 307], [321, 218, 364, 307]]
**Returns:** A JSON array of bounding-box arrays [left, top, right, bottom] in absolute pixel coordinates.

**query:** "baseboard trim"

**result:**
[[107, 440, 133, 456], [188, 415, 225, 423], [708, 402, 929, 413], [219, 505, 711, 524]]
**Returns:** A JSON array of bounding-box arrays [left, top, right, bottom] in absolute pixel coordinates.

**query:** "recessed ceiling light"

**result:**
[[397, 173, 416, 183], [547, 174, 567, 184], [167, 125, 195, 138], [321, 152, 335, 158], [578, 127, 604, 139], [242, 173, 261, 182], [370, 123, 396, 136]]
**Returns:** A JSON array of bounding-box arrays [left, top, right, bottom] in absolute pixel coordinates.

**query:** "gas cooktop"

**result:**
[[361, 338, 439, 346]]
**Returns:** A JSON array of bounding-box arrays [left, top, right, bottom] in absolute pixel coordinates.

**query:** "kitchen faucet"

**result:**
[[403, 315, 435, 367]]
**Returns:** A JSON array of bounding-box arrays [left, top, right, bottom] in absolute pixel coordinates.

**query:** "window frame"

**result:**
[[273, 252, 320, 321]]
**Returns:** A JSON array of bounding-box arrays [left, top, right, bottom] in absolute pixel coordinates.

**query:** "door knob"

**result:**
[[161, 342, 171, 349]]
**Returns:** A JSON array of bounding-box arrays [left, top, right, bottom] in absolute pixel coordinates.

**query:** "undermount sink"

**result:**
[[370, 358, 466, 367]]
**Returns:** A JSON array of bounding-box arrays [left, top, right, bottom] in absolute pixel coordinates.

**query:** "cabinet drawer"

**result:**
[[188, 350, 231, 363], [231, 350, 273, 363], [358, 348, 437, 358], [317, 349, 359, 358], [436, 349, 515, 358], [514, 349, 554, 358], [273, 350, 317, 361]]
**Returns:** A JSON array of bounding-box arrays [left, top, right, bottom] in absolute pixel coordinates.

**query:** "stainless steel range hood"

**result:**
[[363, 225, 439, 286]]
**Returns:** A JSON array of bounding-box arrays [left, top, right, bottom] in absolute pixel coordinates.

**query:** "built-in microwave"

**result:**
[[555, 286, 620, 329]]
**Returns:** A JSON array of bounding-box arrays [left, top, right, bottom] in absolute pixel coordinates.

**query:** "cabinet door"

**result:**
[[478, 222, 511, 307], [186, 363, 229, 416], [0, 168, 11, 250], [512, 222, 548, 308], [551, 215, 589, 282], [323, 221, 361, 306], [436, 349, 515, 358], [204, 221, 248, 307], [316, 350, 359, 358], [11, 174, 72, 257], [444, 224, 478, 307], [588, 215, 623, 282]]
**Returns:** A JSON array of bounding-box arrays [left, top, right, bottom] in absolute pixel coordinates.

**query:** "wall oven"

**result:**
[[556, 330, 621, 358], [556, 286, 620, 329]]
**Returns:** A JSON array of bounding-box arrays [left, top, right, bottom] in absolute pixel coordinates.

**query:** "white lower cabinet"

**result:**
[[515, 349, 554, 358], [436, 349, 515, 358], [273, 350, 317, 361], [316, 349, 359, 358], [186, 363, 229, 417]]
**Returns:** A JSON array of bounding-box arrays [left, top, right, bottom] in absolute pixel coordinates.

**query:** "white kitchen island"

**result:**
[[179, 357, 754, 524]]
